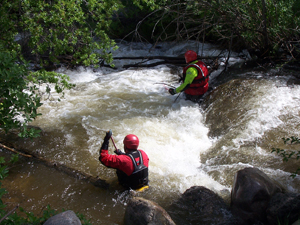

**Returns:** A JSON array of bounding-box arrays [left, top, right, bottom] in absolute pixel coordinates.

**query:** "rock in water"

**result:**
[[124, 197, 175, 225], [44, 210, 81, 225], [231, 167, 283, 224]]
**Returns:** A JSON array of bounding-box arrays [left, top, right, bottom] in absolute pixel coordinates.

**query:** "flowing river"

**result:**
[[1, 41, 300, 224]]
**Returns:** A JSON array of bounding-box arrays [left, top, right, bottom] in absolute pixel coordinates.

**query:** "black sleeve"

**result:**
[[100, 140, 109, 152]]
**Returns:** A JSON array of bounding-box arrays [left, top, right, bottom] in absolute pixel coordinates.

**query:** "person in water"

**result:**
[[168, 50, 210, 103], [99, 130, 149, 190]]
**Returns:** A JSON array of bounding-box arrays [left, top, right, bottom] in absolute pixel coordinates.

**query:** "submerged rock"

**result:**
[[267, 192, 300, 225]]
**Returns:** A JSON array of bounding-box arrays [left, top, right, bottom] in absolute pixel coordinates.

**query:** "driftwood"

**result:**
[[0, 205, 19, 223], [33, 54, 220, 70], [0, 142, 109, 189], [0, 143, 32, 158], [113, 56, 216, 60]]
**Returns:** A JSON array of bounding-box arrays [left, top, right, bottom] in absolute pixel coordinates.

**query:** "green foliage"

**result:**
[[0, 1, 20, 54], [0, 0, 124, 137], [108, 0, 161, 42], [272, 136, 300, 178], [0, 51, 75, 138], [0, 0, 122, 67], [76, 212, 93, 225], [0, 51, 41, 138], [138, 0, 300, 57], [28, 70, 75, 98], [0, 0, 159, 137], [131, 0, 161, 10], [293, 0, 300, 16]]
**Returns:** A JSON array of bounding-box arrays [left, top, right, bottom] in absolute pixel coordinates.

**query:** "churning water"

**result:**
[[2, 41, 300, 224]]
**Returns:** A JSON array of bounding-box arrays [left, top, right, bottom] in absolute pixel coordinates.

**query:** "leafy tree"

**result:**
[[0, 0, 155, 137], [0, 52, 74, 138], [1, 0, 122, 67], [109, 0, 160, 42], [0, 52, 41, 138], [133, 0, 300, 58]]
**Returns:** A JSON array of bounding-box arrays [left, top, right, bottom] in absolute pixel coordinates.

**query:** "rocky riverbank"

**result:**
[[43, 167, 300, 225]]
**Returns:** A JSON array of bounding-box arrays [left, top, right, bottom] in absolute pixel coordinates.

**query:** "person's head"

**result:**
[[184, 50, 197, 63], [123, 134, 139, 152]]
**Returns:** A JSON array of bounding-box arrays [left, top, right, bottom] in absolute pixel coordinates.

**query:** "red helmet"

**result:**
[[123, 134, 139, 150], [184, 50, 197, 63]]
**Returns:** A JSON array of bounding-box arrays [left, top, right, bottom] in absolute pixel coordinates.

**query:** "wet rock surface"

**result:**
[[231, 167, 283, 224], [124, 197, 176, 225], [168, 186, 243, 225], [44, 210, 81, 225]]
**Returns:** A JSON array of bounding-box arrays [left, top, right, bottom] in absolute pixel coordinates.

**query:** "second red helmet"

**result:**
[[184, 50, 197, 63], [123, 134, 139, 150]]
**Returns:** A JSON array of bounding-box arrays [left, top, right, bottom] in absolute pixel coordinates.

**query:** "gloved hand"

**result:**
[[100, 130, 112, 151], [168, 88, 176, 95], [104, 130, 112, 142], [114, 149, 125, 155]]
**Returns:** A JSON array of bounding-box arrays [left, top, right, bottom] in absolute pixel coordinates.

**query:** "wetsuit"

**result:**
[[99, 148, 149, 189]]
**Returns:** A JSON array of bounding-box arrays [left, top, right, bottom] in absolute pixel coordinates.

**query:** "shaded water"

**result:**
[[1, 41, 300, 224]]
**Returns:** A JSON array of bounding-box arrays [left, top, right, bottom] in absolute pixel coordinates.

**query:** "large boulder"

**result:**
[[44, 210, 81, 225], [169, 186, 243, 225], [267, 192, 300, 225], [124, 197, 176, 225], [231, 167, 283, 224]]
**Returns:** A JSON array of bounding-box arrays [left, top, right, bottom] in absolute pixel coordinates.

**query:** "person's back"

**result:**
[[116, 149, 148, 189], [99, 131, 149, 189]]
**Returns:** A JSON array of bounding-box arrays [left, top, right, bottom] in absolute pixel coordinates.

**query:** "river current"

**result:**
[[1, 41, 300, 224]]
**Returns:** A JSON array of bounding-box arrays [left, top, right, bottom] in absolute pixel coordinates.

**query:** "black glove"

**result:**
[[114, 149, 125, 155], [104, 130, 112, 142], [169, 88, 176, 95], [100, 130, 112, 151]]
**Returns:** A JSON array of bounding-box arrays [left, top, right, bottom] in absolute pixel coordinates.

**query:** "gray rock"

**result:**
[[292, 219, 300, 225], [44, 210, 81, 225], [231, 167, 283, 224], [267, 192, 300, 225], [169, 186, 243, 225], [124, 197, 176, 225]]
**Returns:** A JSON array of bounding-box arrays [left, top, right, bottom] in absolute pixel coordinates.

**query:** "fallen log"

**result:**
[[0, 143, 32, 158], [0, 142, 109, 189], [113, 56, 216, 60], [123, 60, 183, 69], [112, 56, 219, 69]]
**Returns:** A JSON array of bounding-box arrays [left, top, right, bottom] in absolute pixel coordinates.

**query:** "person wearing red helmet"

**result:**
[[99, 131, 149, 190], [169, 50, 210, 103]]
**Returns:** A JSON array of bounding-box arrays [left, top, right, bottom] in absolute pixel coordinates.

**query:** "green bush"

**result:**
[[0, 0, 160, 137], [137, 0, 300, 57], [0, 51, 74, 138], [0, 52, 42, 138]]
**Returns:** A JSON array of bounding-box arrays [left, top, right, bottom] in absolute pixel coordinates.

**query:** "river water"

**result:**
[[1, 41, 300, 224]]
